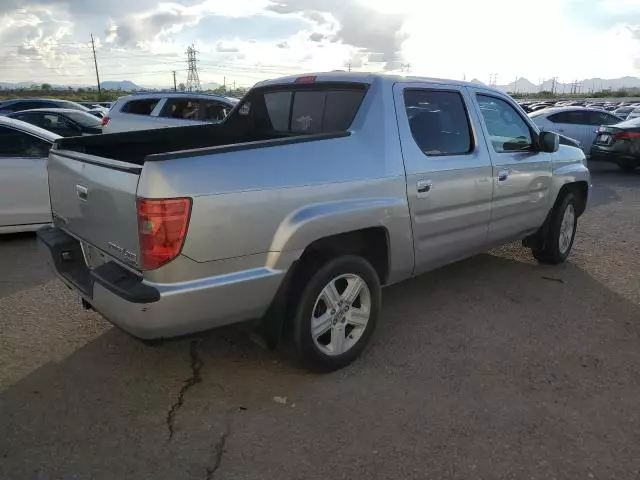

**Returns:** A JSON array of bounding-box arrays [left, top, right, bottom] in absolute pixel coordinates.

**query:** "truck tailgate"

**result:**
[[47, 149, 141, 270]]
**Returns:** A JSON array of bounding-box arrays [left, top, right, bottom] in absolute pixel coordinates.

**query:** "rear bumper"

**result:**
[[37, 227, 284, 339], [590, 145, 638, 164]]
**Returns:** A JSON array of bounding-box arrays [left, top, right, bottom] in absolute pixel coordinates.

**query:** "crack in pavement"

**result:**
[[205, 426, 230, 480], [165, 340, 204, 440]]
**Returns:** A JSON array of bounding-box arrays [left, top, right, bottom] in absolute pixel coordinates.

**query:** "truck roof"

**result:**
[[256, 71, 501, 93]]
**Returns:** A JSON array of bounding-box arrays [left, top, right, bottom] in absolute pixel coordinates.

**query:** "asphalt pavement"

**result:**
[[1, 163, 640, 480]]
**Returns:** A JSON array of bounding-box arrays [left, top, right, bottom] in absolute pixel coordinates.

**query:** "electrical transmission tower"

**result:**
[[186, 45, 201, 92]]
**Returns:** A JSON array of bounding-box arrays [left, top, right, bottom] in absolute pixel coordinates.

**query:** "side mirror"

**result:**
[[539, 131, 559, 153]]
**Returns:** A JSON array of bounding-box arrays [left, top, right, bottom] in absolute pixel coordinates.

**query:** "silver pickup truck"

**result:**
[[38, 72, 590, 371]]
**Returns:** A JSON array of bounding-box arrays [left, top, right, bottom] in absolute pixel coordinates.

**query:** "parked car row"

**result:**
[[528, 106, 640, 170], [519, 99, 640, 120], [0, 92, 239, 137]]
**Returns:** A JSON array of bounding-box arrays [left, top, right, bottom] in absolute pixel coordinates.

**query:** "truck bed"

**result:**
[[55, 122, 287, 164]]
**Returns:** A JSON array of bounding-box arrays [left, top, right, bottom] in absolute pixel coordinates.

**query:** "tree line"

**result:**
[[0, 84, 250, 102]]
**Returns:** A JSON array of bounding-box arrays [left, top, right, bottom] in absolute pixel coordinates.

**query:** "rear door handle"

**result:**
[[498, 169, 509, 182], [416, 179, 432, 194], [76, 184, 88, 201]]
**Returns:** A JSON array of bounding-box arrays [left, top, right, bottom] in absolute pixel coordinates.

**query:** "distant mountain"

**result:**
[[100, 80, 140, 90], [495, 76, 640, 94], [201, 82, 222, 90], [502, 77, 538, 93]]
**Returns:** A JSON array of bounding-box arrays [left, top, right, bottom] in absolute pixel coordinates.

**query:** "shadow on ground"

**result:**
[[0, 232, 53, 299], [2, 252, 640, 480]]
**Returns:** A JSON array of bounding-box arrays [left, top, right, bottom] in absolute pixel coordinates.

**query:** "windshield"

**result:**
[[64, 111, 102, 127]]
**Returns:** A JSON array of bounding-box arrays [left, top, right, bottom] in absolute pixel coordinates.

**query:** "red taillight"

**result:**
[[101, 115, 109, 126], [614, 131, 640, 140], [295, 76, 316, 84], [137, 197, 192, 270]]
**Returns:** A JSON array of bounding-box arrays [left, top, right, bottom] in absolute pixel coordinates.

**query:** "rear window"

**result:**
[[159, 98, 232, 122], [258, 87, 366, 133], [121, 99, 160, 115], [65, 111, 102, 127]]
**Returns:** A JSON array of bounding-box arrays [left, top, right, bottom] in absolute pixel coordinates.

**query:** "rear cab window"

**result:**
[[121, 99, 160, 115], [238, 83, 367, 134]]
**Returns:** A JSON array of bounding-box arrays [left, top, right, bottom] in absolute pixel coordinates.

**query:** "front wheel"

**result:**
[[292, 256, 381, 372], [532, 192, 578, 265]]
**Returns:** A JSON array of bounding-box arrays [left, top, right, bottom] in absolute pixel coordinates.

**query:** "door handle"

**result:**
[[416, 179, 432, 194], [76, 184, 88, 201], [498, 169, 509, 182]]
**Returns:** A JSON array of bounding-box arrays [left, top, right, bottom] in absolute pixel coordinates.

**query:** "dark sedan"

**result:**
[[0, 98, 89, 114], [591, 117, 640, 171], [7, 108, 103, 137]]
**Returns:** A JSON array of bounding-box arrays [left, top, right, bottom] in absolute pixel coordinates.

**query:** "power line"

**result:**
[[99, 69, 188, 77]]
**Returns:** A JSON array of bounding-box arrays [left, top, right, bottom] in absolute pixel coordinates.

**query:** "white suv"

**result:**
[[102, 92, 238, 133]]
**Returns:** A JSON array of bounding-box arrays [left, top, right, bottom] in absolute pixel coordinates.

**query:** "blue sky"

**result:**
[[0, 0, 639, 88]]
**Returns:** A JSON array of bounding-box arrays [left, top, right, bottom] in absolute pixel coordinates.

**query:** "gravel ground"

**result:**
[[1, 163, 639, 480]]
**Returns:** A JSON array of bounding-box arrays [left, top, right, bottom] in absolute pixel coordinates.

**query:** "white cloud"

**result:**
[[0, 0, 639, 87]]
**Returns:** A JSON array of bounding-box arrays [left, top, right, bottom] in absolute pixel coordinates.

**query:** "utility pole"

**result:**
[[172, 71, 177, 91], [90, 34, 101, 94], [348, 62, 352, 72]]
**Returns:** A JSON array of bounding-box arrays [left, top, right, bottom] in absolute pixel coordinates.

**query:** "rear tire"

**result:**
[[532, 192, 578, 265], [291, 255, 381, 372]]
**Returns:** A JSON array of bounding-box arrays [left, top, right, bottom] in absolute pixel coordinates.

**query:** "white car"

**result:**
[[626, 107, 640, 121], [529, 107, 622, 154], [0, 116, 60, 233], [102, 92, 238, 133]]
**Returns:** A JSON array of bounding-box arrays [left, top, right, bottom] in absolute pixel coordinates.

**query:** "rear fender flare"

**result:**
[[265, 197, 414, 283]]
